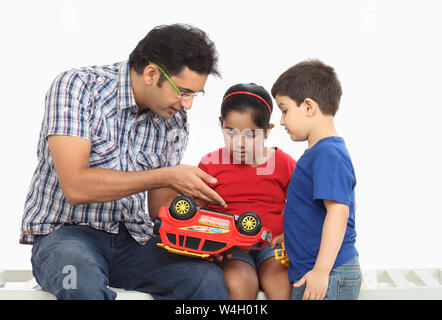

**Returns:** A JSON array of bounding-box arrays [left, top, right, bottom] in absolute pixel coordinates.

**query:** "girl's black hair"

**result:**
[[220, 83, 273, 129]]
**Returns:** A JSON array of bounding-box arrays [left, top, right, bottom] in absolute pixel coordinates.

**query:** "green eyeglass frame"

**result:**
[[148, 61, 205, 100]]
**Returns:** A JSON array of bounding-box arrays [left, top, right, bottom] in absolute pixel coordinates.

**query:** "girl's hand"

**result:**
[[270, 233, 284, 249], [293, 268, 329, 300]]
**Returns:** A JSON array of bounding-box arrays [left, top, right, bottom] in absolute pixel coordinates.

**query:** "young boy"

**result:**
[[271, 59, 361, 300]]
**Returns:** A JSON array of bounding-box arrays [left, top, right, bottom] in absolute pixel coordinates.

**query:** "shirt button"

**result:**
[[96, 76, 103, 83], [174, 136, 179, 143]]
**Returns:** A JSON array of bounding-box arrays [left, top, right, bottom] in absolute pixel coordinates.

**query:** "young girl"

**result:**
[[197, 83, 296, 299]]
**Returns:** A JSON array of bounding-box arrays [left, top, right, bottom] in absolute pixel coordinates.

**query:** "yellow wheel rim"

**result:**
[[242, 216, 257, 231], [175, 200, 190, 215]]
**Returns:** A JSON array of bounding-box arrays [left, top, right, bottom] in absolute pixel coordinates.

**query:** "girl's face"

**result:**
[[221, 110, 268, 164]]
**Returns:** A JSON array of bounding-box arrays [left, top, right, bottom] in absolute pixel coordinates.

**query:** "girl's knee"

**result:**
[[222, 261, 259, 299], [258, 258, 291, 299]]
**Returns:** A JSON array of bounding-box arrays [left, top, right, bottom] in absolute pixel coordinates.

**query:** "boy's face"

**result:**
[[276, 95, 311, 142]]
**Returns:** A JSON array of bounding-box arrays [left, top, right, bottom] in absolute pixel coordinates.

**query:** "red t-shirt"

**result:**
[[198, 147, 296, 237]]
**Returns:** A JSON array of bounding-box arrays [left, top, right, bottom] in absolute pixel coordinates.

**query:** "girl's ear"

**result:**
[[264, 123, 275, 139], [218, 116, 223, 127]]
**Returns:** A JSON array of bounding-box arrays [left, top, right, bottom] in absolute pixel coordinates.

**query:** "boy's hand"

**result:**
[[270, 233, 284, 249], [293, 268, 329, 300]]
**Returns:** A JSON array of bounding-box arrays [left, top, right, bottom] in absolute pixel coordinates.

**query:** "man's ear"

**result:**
[[143, 64, 160, 86], [303, 98, 319, 117]]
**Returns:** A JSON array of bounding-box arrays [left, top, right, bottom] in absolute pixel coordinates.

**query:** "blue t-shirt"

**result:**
[[284, 136, 358, 282]]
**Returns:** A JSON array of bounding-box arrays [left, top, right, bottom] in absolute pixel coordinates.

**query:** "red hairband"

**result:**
[[222, 91, 272, 114]]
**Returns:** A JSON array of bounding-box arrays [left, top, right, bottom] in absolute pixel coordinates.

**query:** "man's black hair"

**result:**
[[129, 24, 220, 83]]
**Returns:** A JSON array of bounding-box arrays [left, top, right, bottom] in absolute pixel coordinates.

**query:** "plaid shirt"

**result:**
[[20, 61, 189, 245]]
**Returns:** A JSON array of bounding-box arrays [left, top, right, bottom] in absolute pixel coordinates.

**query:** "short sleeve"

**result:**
[[311, 149, 355, 206], [43, 71, 92, 140], [279, 151, 297, 195], [287, 154, 297, 173]]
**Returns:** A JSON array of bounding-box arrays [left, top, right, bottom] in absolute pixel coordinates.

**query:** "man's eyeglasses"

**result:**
[[149, 62, 205, 100]]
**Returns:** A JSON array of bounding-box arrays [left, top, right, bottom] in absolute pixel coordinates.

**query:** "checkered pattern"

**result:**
[[21, 61, 188, 245]]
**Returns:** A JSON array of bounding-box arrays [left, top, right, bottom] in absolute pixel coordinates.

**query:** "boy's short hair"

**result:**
[[271, 59, 342, 116]]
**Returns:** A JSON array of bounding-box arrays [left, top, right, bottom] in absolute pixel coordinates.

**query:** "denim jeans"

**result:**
[[291, 255, 361, 300], [227, 243, 283, 270], [31, 223, 229, 300]]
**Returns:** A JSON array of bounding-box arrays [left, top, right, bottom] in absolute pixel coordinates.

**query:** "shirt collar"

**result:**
[[117, 60, 137, 110]]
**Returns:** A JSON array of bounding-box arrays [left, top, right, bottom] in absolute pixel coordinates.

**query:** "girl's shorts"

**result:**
[[225, 243, 282, 270]]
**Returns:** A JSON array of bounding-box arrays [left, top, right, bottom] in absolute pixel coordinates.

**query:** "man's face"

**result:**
[[147, 66, 208, 119], [276, 95, 311, 142]]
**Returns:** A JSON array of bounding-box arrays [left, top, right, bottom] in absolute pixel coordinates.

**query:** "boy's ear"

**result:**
[[303, 98, 319, 117]]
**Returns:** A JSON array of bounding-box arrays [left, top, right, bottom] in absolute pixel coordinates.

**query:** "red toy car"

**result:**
[[153, 195, 272, 259]]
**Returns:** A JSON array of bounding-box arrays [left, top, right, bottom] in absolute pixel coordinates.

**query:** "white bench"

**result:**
[[358, 268, 442, 299], [1, 268, 442, 300], [0, 269, 153, 300]]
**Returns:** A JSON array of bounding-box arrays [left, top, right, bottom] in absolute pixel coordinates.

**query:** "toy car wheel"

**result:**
[[169, 195, 198, 220], [237, 211, 262, 236]]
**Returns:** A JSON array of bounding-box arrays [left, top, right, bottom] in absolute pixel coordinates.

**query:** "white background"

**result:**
[[1, 0, 441, 271]]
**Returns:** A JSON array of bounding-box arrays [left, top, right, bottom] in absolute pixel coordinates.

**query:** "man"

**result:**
[[21, 24, 228, 300]]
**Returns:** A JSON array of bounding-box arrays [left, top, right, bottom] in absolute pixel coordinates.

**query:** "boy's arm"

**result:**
[[314, 200, 349, 274], [293, 200, 349, 300]]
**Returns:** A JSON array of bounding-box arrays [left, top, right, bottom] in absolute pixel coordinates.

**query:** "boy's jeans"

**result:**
[[31, 222, 229, 300], [291, 255, 361, 300]]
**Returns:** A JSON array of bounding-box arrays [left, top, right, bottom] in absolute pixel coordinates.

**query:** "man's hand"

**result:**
[[194, 198, 209, 209], [48, 135, 226, 208], [293, 268, 329, 300], [164, 164, 226, 208]]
